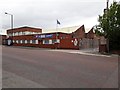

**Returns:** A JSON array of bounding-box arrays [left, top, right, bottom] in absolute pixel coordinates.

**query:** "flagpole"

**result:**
[[56, 19, 60, 42], [56, 19, 61, 49], [56, 19, 58, 41], [55, 19, 58, 49]]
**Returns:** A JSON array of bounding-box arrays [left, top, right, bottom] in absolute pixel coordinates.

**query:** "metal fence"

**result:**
[[79, 38, 100, 49]]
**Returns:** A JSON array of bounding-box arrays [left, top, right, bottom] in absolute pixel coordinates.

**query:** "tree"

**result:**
[[95, 1, 120, 51]]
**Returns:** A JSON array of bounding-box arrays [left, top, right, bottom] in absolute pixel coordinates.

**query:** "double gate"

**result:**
[[79, 38, 100, 50]]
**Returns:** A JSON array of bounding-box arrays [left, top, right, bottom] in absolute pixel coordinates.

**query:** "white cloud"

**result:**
[[1, 0, 117, 34]]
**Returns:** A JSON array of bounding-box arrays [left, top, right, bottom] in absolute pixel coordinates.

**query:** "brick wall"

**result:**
[[71, 25, 85, 39], [7, 26, 42, 34], [86, 28, 95, 39], [0, 35, 7, 45], [10, 32, 79, 49]]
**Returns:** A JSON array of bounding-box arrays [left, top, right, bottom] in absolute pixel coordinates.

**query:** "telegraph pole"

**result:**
[[106, 0, 109, 53]]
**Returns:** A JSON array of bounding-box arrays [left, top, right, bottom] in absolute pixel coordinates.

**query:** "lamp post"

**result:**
[[5, 12, 14, 45]]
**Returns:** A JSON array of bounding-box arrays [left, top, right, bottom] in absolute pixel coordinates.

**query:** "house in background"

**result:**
[[0, 35, 7, 45]]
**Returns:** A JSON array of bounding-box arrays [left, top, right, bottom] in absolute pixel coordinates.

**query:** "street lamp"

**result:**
[[5, 12, 14, 45]]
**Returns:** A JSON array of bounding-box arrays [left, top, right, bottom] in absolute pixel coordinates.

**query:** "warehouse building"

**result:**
[[6, 25, 99, 49]]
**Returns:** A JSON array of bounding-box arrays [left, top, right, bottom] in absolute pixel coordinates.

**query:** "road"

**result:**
[[2, 46, 118, 88]]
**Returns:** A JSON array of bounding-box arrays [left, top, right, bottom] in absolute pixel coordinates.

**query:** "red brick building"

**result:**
[[6, 25, 98, 49], [11, 32, 78, 49], [71, 25, 85, 39], [0, 35, 7, 45], [6, 26, 42, 46], [7, 26, 42, 36], [86, 28, 94, 39]]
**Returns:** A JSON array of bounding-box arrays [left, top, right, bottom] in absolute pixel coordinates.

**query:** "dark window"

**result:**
[[32, 40, 36, 44], [44, 40, 49, 44], [52, 40, 57, 43]]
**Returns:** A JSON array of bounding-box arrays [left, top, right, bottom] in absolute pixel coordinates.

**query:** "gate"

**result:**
[[79, 38, 99, 50]]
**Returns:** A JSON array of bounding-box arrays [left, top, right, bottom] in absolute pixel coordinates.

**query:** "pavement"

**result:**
[[48, 48, 112, 57], [4, 46, 118, 57]]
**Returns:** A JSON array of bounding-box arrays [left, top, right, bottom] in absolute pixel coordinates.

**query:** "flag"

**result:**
[[57, 20, 60, 25]]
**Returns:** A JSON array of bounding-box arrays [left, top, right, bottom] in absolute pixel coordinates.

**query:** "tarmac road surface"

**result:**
[[2, 46, 119, 88]]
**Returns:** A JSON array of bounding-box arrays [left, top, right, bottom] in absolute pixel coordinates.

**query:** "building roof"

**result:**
[[43, 26, 80, 33], [43, 25, 91, 33], [0, 33, 7, 35], [7, 26, 42, 31]]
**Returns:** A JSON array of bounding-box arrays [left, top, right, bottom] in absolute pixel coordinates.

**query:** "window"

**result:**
[[14, 32, 18, 36], [32, 40, 36, 44], [8, 33, 12, 36], [20, 40, 23, 44], [25, 40, 27, 44], [30, 40, 32, 44], [27, 40, 30, 43], [23, 32, 25, 35], [49, 40, 52, 44], [56, 39, 60, 43], [43, 39, 57, 44], [35, 40, 38, 44], [22, 40, 25, 44], [13, 33, 15, 36], [18, 40, 20, 43], [52, 40, 57, 44], [16, 40, 18, 43], [24, 31, 31, 35], [19, 32, 23, 35], [43, 40, 49, 44], [10, 33, 14, 36], [13, 40, 15, 43], [52, 39, 60, 43]]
